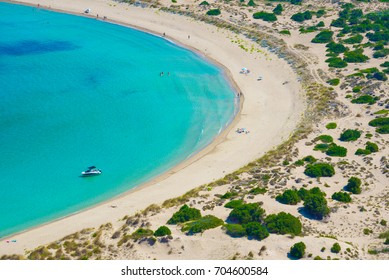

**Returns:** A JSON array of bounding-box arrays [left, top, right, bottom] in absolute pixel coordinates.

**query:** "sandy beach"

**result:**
[[0, 0, 304, 255]]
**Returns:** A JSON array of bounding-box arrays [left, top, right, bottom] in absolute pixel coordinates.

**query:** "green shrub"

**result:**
[[355, 148, 371, 156], [377, 125, 389, 134], [343, 34, 364, 44], [303, 155, 317, 163], [352, 86, 362, 93], [290, 242, 306, 259], [344, 177, 362, 194], [276, 189, 301, 205], [291, 11, 312, 22], [297, 188, 310, 201], [368, 117, 389, 127], [369, 117, 389, 127], [131, 228, 154, 240], [279, 30, 291, 35], [227, 203, 266, 224], [326, 42, 348, 53], [304, 194, 330, 219], [373, 48, 389, 58], [304, 163, 335, 178], [331, 243, 341, 253], [224, 200, 245, 209], [371, 72, 388, 81], [206, 9, 221, 16], [351, 95, 376, 105], [380, 62, 389, 68], [325, 144, 347, 157], [253, 11, 277, 22], [344, 49, 369, 63], [339, 129, 361, 141], [221, 191, 238, 199], [182, 215, 224, 234], [317, 135, 333, 143], [332, 191, 352, 203], [312, 30, 334, 43], [265, 212, 302, 235], [273, 4, 283, 15], [247, 0, 256, 6], [314, 143, 329, 151], [154, 226, 171, 237], [327, 79, 340, 86], [326, 122, 337, 129], [316, 9, 326, 18], [167, 204, 202, 224], [199, 1, 209, 5], [326, 57, 348, 68], [249, 187, 267, 195], [366, 141, 379, 153], [244, 222, 269, 240], [225, 224, 246, 238], [294, 159, 304, 166]]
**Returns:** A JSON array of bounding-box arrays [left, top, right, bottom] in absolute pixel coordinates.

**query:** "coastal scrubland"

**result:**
[[1, 0, 388, 260]]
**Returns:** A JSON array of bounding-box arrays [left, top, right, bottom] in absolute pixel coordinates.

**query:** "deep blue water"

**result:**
[[0, 3, 237, 237]]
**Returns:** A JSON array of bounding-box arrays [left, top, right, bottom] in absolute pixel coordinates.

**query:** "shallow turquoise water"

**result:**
[[0, 3, 237, 237]]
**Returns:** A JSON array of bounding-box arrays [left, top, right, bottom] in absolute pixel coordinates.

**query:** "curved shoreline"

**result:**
[[0, 0, 304, 255]]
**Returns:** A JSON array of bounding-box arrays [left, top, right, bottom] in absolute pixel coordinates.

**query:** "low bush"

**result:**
[[332, 191, 352, 203], [343, 34, 364, 44], [327, 79, 340, 86], [312, 30, 334, 43], [339, 129, 361, 141], [377, 125, 389, 134], [304, 163, 335, 178], [276, 189, 301, 205], [131, 228, 154, 240], [247, 0, 256, 7], [368, 117, 389, 127], [154, 226, 171, 237], [244, 222, 269, 240], [221, 191, 238, 199], [326, 42, 348, 53], [344, 177, 362, 194], [167, 204, 202, 224], [224, 200, 245, 209], [291, 11, 312, 22], [265, 212, 302, 235], [199, 1, 209, 5], [304, 194, 330, 219], [279, 30, 291, 35], [225, 224, 246, 238], [317, 135, 333, 143], [366, 141, 379, 153], [351, 95, 376, 105], [303, 155, 317, 163], [253, 11, 277, 22], [273, 4, 283, 15], [325, 57, 348, 68], [373, 48, 389, 58], [182, 215, 224, 234], [344, 49, 369, 63], [325, 144, 347, 157], [326, 122, 337, 129], [227, 203, 266, 224], [249, 187, 267, 195], [290, 242, 306, 259], [206, 9, 221, 16], [355, 148, 371, 156], [314, 143, 329, 151], [331, 243, 341, 253]]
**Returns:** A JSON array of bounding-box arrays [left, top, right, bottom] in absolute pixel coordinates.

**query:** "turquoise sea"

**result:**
[[0, 3, 237, 237]]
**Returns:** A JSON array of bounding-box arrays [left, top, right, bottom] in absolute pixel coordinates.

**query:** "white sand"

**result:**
[[0, 0, 304, 255]]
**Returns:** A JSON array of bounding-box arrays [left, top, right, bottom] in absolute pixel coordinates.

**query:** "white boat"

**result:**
[[81, 166, 102, 177]]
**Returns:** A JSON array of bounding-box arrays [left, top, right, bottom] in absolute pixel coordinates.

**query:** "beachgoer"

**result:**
[[163, 32, 166, 37]]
